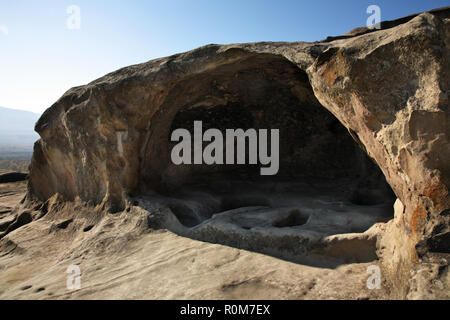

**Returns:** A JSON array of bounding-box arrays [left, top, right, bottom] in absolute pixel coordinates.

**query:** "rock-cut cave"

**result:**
[[130, 53, 396, 265]]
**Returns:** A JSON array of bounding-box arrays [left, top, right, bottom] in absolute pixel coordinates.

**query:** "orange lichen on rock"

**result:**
[[423, 179, 449, 212], [317, 50, 348, 87], [411, 206, 428, 235]]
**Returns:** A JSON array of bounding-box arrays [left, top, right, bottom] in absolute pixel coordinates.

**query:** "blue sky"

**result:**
[[0, 0, 448, 114]]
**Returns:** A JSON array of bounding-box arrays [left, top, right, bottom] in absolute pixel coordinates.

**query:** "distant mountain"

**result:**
[[0, 106, 41, 153]]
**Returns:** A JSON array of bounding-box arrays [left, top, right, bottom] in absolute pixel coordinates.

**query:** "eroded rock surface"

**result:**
[[0, 186, 388, 300], [1, 7, 448, 299], [308, 11, 450, 298]]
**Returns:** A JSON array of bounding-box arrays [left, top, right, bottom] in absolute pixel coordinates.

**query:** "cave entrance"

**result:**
[[138, 51, 395, 265]]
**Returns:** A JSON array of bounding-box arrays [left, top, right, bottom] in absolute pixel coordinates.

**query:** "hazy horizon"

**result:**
[[0, 105, 41, 115]]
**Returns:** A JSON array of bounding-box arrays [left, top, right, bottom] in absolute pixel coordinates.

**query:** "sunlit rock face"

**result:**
[[308, 11, 450, 298], [26, 8, 449, 298], [30, 48, 388, 212]]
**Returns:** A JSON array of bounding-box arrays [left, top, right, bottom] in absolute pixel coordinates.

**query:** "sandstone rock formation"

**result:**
[[2, 7, 449, 299], [308, 11, 450, 298]]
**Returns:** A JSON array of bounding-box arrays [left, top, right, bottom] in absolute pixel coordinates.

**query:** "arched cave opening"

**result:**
[[136, 52, 396, 264]]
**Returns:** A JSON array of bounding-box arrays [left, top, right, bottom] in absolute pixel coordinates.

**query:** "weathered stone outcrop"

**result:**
[[308, 11, 450, 298], [27, 7, 449, 298]]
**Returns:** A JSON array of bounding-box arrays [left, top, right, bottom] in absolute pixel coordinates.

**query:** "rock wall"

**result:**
[[27, 8, 449, 298], [308, 11, 450, 298]]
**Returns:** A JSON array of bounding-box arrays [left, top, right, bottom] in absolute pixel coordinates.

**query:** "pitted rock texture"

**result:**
[[308, 11, 450, 298], [17, 7, 450, 299]]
